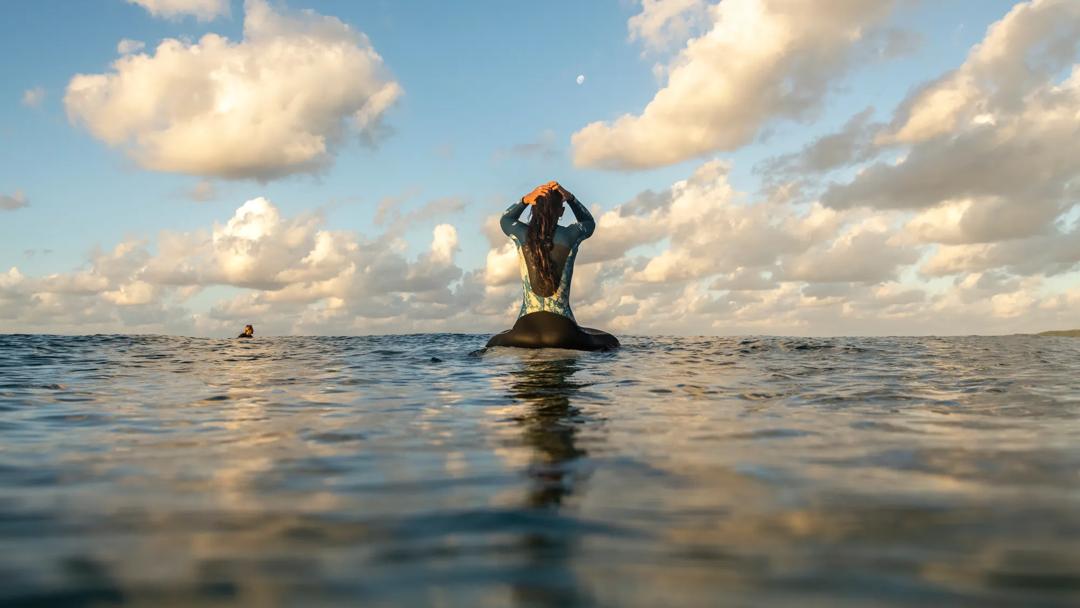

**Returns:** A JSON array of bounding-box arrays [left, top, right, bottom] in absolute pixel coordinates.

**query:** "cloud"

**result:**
[[529, 160, 917, 331], [756, 107, 881, 184], [883, 0, 1080, 146], [127, 0, 229, 21], [921, 228, 1080, 278], [117, 39, 146, 54], [375, 195, 467, 234], [9, 1, 1080, 337], [483, 244, 519, 287], [823, 76, 1080, 213], [185, 179, 217, 202], [0, 191, 29, 211], [572, 0, 898, 170], [905, 197, 1063, 245], [21, 87, 45, 108], [481, 152, 1079, 335], [66, 0, 402, 181], [0, 194, 482, 335], [430, 224, 459, 266], [628, 0, 708, 53], [873, 27, 923, 60], [780, 217, 918, 284], [4, 154, 1080, 336], [139, 197, 338, 290], [819, 0, 1080, 263], [601, 160, 854, 286]]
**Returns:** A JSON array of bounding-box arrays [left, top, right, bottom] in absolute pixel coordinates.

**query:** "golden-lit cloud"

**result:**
[[572, 0, 898, 169], [66, 0, 402, 180]]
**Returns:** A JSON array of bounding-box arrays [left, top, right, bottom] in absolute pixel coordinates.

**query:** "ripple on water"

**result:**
[[0, 333, 1078, 606]]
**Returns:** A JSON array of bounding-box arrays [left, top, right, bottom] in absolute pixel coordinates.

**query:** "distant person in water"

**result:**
[[237, 325, 254, 339], [487, 181, 618, 350]]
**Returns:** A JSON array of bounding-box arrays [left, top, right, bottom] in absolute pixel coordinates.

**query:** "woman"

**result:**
[[486, 181, 619, 351]]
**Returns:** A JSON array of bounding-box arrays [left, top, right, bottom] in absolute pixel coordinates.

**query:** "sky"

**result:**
[[1, 0, 1078, 337]]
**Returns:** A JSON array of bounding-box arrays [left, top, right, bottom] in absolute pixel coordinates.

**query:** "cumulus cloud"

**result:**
[[375, 195, 467, 234], [4, 157, 1079, 336], [823, 75, 1080, 214], [816, 0, 1080, 284], [0, 195, 480, 336], [141, 197, 343, 290], [825, 1, 1080, 214], [505, 160, 932, 333], [483, 244, 519, 287], [572, 0, 898, 170], [1, 191, 29, 211], [599, 161, 856, 287], [628, 0, 708, 52], [117, 39, 146, 55], [21, 87, 45, 108], [872, 27, 922, 60], [9, 2, 1080, 337], [484, 153, 1078, 335], [723, 0, 1080, 299], [883, 0, 1080, 146], [781, 217, 918, 284], [905, 197, 1063, 245], [127, 0, 229, 21], [921, 229, 1080, 278], [0, 241, 194, 335], [66, 0, 402, 180], [756, 107, 881, 184], [430, 224, 459, 266]]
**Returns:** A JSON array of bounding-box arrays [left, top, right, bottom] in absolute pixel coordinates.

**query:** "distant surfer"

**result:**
[[487, 181, 618, 350], [237, 324, 254, 339]]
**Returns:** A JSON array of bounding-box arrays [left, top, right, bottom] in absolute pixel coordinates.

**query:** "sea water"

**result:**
[[1, 333, 1079, 606]]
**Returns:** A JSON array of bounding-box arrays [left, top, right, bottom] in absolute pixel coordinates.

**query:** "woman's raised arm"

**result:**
[[503, 182, 560, 237], [563, 191, 595, 240], [500, 199, 529, 237]]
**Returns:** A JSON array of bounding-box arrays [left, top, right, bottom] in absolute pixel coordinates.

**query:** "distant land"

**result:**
[[1038, 329, 1080, 337]]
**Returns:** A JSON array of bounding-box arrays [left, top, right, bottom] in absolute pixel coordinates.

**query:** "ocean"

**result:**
[[1, 333, 1079, 606]]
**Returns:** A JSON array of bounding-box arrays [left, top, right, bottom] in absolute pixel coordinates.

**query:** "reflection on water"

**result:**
[[510, 357, 587, 509], [506, 357, 593, 606], [1, 333, 1080, 606]]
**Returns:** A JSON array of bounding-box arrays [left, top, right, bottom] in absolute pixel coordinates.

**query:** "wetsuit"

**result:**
[[486, 197, 619, 351]]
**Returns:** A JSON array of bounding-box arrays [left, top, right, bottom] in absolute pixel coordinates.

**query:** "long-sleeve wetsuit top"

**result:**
[[500, 197, 595, 322]]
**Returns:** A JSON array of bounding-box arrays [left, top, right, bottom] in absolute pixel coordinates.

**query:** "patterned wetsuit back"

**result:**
[[499, 199, 595, 323]]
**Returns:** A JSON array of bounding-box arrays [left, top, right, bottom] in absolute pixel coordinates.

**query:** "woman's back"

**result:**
[[513, 223, 586, 321], [488, 181, 617, 351], [499, 186, 595, 322]]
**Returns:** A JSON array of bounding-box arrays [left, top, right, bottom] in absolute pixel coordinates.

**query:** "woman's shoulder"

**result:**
[[554, 224, 586, 245], [557, 225, 574, 245]]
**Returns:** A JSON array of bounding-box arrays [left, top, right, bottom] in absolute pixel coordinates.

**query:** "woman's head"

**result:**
[[524, 191, 564, 297], [534, 190, 564, 219]]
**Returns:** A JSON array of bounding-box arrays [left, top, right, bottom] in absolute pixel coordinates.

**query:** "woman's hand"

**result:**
[[523, 181, 561, 205]]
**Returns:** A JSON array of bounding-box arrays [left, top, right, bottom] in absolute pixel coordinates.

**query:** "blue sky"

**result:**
[[1, 0, 1077, 336]]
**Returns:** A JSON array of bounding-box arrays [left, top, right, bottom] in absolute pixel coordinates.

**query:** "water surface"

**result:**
[[2, 334, 1079, 606]]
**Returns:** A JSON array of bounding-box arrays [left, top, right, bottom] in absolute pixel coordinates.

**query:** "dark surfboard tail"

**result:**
[[486, 311, 620, 351]]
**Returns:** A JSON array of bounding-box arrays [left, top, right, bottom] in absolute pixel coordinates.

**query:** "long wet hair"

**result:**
[[524, 191, 563, 297]]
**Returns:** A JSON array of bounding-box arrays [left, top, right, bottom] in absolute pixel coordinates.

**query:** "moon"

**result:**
[[576, 74, 585, 85]]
